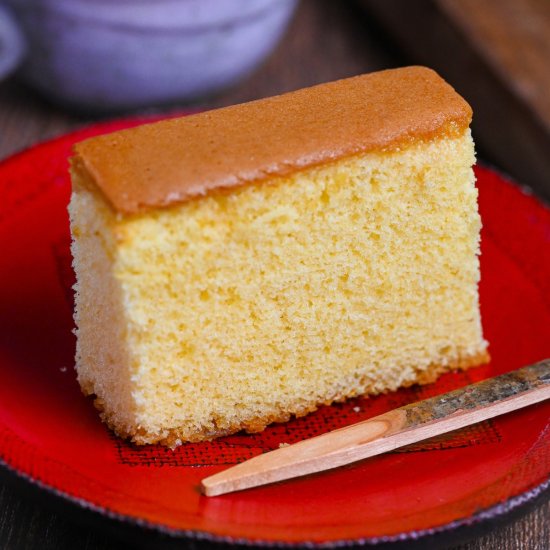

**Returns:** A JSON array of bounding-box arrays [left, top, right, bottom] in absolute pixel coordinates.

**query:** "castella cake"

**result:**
[[69, 66, 489, 446]]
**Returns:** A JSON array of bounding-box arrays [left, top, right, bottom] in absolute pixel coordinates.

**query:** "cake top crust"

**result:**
[[72, 66, 472, 214]]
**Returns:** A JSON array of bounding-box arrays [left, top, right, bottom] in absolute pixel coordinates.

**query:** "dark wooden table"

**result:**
[[0, 1, 548, 548]]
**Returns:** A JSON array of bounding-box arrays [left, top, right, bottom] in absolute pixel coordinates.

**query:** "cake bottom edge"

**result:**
[[91, 349, 490, 448]]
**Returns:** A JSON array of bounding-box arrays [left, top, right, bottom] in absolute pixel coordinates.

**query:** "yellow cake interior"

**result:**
[[69, 129, 487, 446]]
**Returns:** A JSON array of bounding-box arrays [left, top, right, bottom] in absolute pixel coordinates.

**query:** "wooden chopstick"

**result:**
[[201, 359, 550, 496]]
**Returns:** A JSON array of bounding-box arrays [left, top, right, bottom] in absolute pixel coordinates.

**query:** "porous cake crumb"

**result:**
[[69, 67, 488, 446]]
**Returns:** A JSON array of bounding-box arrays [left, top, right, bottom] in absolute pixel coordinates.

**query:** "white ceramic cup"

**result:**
[[0, 0, 297, 111]]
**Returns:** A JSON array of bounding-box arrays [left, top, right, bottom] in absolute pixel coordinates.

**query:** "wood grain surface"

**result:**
[[0, 0, 548, 548], [439, 0, 550, 129]]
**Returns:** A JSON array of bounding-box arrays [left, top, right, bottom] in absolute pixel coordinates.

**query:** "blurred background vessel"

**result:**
[[0, 0, 297, 110]]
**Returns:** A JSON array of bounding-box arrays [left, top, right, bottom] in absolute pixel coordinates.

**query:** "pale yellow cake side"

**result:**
[[69, 130, 488, 446]]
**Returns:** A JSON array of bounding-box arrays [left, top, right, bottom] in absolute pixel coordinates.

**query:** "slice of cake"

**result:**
[[69, 66, 489, 447]]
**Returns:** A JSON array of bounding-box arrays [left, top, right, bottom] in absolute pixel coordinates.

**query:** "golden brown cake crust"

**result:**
[[90, 350, 489, 447], [72, 66, 472, 214]]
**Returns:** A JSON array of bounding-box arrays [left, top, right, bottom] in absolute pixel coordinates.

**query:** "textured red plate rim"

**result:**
[[0, 455, 548, 547], [0, 118, 548, 547]]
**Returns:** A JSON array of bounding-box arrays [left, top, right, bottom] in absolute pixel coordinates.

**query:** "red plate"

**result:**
[[0, 119, 549, 546]]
